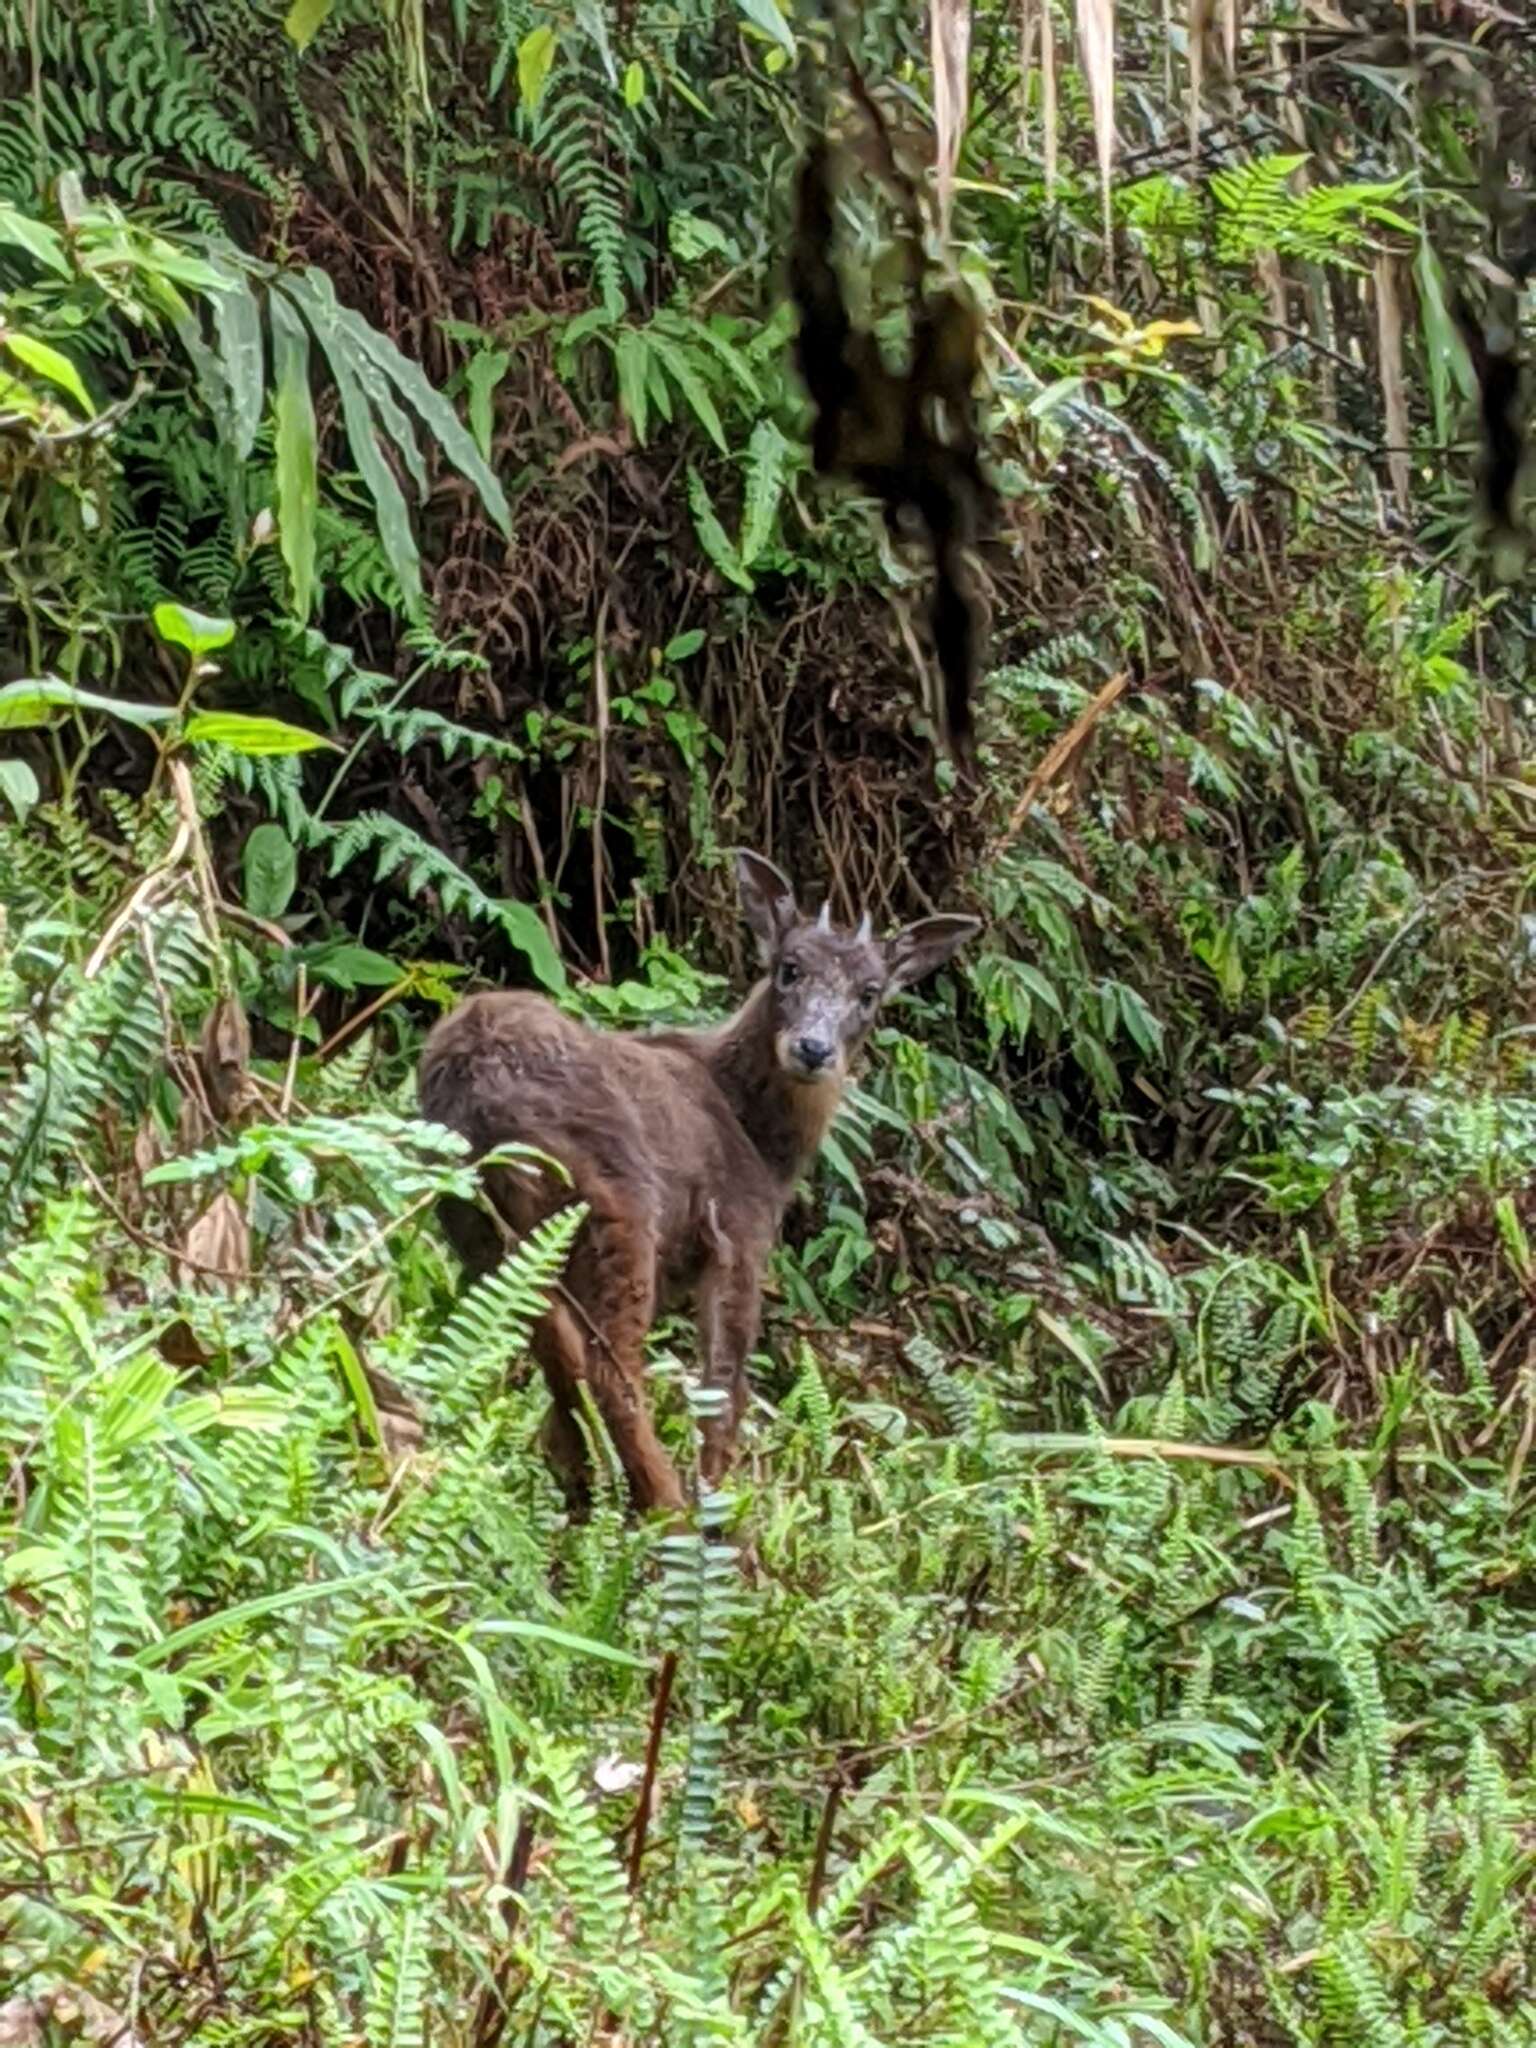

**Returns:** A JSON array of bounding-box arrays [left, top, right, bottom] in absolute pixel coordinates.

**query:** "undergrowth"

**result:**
[[1, 785, 1532, 2048], [4, 3, 1536, 2042]]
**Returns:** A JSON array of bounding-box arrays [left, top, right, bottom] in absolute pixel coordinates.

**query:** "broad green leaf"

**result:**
[[334, 350, 424, 616], [286, 269, 511, 539], [740, 417, 789, 564], [271, 290, 318, 620], [343, 313, 509, 531], [208, 264, 265, 460], [173, 305, 235, 443], [0, 202, 69, 275], [518, 24, 558, 108], [296, 941, 404, 990], [573, 0, 615, 83], [153, 603, 236, 658], [2, 332, 93, 414], [0, 678, 174, 731], [687, 465, 754, 591], [290, 279, 428, 498], [184, 711, 335, 755], [622, 58, 646, 105], [1112, 980, 1164, 1058], [1413, 236, 1475, 450], [283, 0, 335, 49], [465, 347, 512, 464], [668, 214, 734, 265], [679, 316, 761, 400], [734, 0, 795, 58], [330, 1326, 383, 1448], [664, 629, 706, 661], [556, 304, 615, 376], [281, 276, 424, 618], [649, 331, 728, 452], [614, 329, 651, 443], [0, 759, 39, 818], [243, 822, 298, 918], [498, 897, 566, 994]]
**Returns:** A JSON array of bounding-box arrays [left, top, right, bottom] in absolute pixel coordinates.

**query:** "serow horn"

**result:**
[[816, 901, 833, 932], [856, 911, 873, 942]]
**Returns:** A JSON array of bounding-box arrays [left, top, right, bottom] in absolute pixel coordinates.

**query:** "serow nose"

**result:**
[[794, 1036, 834, 1073]]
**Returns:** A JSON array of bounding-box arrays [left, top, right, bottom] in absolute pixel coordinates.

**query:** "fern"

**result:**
[[525, 78, 630, 317], [1316, 1929, 1409, 2048], [0, 10, 282, 211], [46, 1409, 156, 1759], [783, 1340, 835, 1471], [403, 1203, 586, 1422], [0, 1195, 99, 1449], [364, 1905, 430, 2048], [0, 902, 208, 1236], [658, 1483, 743, 1856], [318, 810, 564, 990]]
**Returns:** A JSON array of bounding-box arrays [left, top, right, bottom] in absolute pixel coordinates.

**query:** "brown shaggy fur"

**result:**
[[417, 851, 979, 1514]]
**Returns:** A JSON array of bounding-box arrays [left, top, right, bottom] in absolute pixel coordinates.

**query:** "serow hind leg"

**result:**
[[570, 1203, 686, 1517], [695, 1247, 762, 1488], [533, 1307, 594, 1519]]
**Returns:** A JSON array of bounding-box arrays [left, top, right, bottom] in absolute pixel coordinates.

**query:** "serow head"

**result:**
[[734, 849, 981, 1087]]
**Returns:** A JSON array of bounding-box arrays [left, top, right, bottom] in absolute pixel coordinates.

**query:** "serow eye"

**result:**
[[778, 961, 801, 989], [860, 984, 881, 1007]]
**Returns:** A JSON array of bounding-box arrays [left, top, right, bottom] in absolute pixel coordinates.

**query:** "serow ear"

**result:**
[[733, 849, 801, 963], [884, 914, 982, 993]]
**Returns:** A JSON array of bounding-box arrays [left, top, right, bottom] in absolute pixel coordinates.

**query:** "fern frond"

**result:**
[[406, 1203, 585, 1422]]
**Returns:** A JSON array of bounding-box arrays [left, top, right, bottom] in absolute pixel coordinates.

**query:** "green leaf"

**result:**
[[183, 712, 335, 756], [284, 270, 511, 543], [465, 347, 512, 464], [243, 822, 298, 918], [1413, 237, 1475, 450], [664, 629, 706, 662], [0, 759, 39, 819], [0, 370, 42, 421], [518, 24, 558, 108], [135, 1573, 426, 1666], [271, 290, 318, 620], [2, 332, 93, 414], [283, 0, 335, 50], [0, 678, 174, 731], [281, 277, 424, 619], [140, 1668, 186, 1729], [152, 603, 236, 658], [3, 1544, 70, 1589], [0, 202, 69, 276], [295, 941, 404, 990], [345, 318, 509, 533], [655, 309, 759, 400], [668, 214, 735, 266], [622, 58, 646, 105], [687, 466, 754, 591], [468, 1617, 648, 1669], [1112, 980, 1164, 1059], [330, 1326, 383, 1449], [648, 331, 727, 452], [614, 329, 651, 443], [740, 417, 789, 564], [497, 897, 566, 994], [734, 0, 796, 57], [208, 265, 265, 461]]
